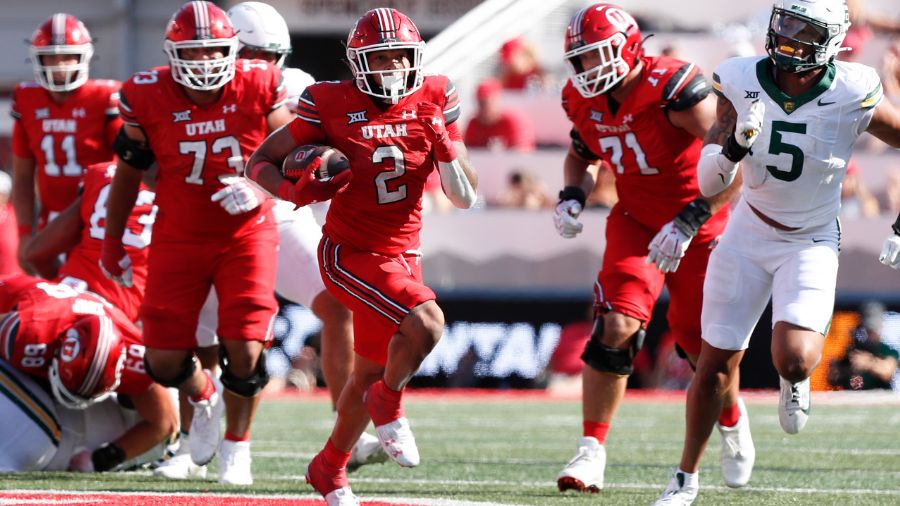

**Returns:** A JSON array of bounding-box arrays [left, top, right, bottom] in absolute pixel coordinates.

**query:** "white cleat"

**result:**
[[557, 436, 605, 493], [716, 397, 755, 488], [779, 377, 810, 434], [324, 487, 360, 506], [374, 417, 420, 467], [189, 371, 225, 466], [653, 470, 699, 506], [347, 432, 388, 472], [153, 438, 207, 480], [218, 440, 253, 485]]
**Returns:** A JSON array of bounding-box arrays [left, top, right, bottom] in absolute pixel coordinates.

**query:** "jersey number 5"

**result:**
[[765, 121, 806, 182]]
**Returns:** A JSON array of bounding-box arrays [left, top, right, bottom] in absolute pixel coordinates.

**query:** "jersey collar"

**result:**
[[756, 58, 835, 115]]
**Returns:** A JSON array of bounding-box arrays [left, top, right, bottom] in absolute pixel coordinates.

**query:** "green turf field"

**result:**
[[2, 392, 899, 505]]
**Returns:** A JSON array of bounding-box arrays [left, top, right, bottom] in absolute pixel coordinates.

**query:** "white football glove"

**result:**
[[879, 234, 900, 269], [646, 220, 693, 273], [735, 100, 765, 149], [68, 448, 95, 473], [211, 176, 264, 215], [554, 200, 584, 239]]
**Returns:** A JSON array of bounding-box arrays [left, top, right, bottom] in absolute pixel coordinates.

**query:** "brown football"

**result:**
[[282, 144, 351, 182]]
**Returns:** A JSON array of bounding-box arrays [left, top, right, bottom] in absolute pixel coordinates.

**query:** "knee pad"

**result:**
[[581, 319, 646, 376], [143, 354, 197, 388], [219, 347, 269, 398]]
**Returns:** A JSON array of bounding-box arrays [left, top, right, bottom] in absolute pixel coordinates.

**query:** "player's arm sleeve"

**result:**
[[117, 88, 141, 128], [858, 70, 884, 136], [288, 89, 327, 144], [569, 129, 600, 161], [11, 120, 33, 159], [664, 63, 711, 112]]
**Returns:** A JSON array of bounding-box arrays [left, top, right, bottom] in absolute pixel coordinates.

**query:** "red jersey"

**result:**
[[118, 61, 284, 240], [562, 56, 727, 237], [0, 276, 151, 396], [289, 76, 462, 255], [0, 203, 22, 277], [11, 80, 122, 216], [58, 162, 156, 321]]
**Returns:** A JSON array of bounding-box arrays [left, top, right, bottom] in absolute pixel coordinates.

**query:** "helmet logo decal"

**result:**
[[60, 330, 81, 363], [604, 8, 635, 32]]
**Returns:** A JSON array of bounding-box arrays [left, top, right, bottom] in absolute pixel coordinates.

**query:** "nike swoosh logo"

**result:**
[[812, 238, 827, 243], [718, 173, 726, 184], [817, 99, 836, 106]]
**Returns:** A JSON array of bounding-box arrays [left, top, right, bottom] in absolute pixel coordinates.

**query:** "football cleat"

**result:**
[[324, 487, 360, 506], [653, 470, 699, 506], [716, 397, 755, 488], [218, 440, 252, 485], [557, 436, 605, 493], [188, 371, 225, 466], [779, 377, 810, 434], [347, 432, 389, 472], [153, 435, 207, 479], [374, 417, 420, 467], [306, 451, 351, 498]]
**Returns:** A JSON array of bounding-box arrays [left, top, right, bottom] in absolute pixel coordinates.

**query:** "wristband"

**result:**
[[247, 160, 272, 181], [558, 186, 587, 208], [17, 224, 32, 237], [892, 213, 900, 236], [722, 133, 750, 163], [91, 443, 126, 472], [673, 198, 712, 237], [276, 179, 295, 202]]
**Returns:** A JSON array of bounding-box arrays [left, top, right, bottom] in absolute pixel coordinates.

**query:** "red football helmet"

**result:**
[[564, 4, 642, 98], [346, 8, 425, 103], [164, 1, 238, 91], [49, 315, 126, 409], [29, 13, 94, 92]]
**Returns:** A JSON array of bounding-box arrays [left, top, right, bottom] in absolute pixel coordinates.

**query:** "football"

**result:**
[[282, 144, 350, 182]]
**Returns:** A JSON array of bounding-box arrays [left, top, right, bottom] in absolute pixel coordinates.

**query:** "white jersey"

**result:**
[[712, 57, 883, 228], [282, 66, 315, 110]]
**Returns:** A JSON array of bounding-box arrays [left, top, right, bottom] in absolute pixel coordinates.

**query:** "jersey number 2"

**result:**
[[373, 145, 407, 204]]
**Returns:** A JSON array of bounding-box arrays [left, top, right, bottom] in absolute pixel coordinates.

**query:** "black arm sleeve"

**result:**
[[664, 67, 711, 112], [570, 129, 601, 160]]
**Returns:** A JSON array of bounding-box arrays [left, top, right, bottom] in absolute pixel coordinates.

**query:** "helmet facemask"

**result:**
[[165, 38, 238, 91], [766, 7, 848, 73], [565, 32, 630, 98], [31, 44, 93, 92], [347, 43, 425, 104]]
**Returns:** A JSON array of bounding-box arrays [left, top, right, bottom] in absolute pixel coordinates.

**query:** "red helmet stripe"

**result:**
[[52, 13, 67, 46], [569, 7, 590, 47], [375, 8, 396, 38], [79, 315, 112, 397]]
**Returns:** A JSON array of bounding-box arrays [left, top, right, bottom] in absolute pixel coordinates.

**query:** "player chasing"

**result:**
[[245, 7, 477, 504], [654, 0, 900, 504], [552, 3, 750, 495]]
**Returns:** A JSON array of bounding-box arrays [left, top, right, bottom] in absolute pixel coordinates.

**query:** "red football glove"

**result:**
[[99, 236, 133, 288], [417, 102, 457, 163], [277, 167, 351, 208]]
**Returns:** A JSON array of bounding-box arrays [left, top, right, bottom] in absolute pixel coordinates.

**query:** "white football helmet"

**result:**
[[766, 0, 850, 72], [227, 2, 291, 68]]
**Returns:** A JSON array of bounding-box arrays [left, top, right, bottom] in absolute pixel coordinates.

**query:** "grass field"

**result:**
[[2, 390, 899, 505]]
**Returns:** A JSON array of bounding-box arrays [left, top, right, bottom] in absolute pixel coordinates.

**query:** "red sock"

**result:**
[[322, 438, 352, 469], [718, 401, 742, 428], [583, 420, 610, 444], [189, 371, 214, 403], [366, 380, 405, 426], [225, 430, 250, 442]]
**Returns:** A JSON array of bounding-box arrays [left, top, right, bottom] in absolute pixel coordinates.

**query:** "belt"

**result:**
[[747, 203, 801, 232]]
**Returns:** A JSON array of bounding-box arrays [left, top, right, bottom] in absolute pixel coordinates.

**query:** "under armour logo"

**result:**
[[590, 110, 603, 123], [35, 108, 50, 119], [431, 117, 441, 126], [623, 114, 633, 123], [72, 108, 86, 118], [346, 110, 368, 124], [172, 110, 192, 122], [744, 90, 759, 99], [401, 110, 417, 120], [222, 104, 237, 114]]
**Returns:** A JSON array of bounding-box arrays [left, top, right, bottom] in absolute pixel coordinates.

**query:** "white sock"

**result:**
[[676, 468, 699, 488]]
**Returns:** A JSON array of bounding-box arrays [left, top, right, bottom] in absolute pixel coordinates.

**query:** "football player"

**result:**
[[151, 2, 383, 481], [245, 8, 478, 505], [655, 0, 900, 504], [0, 276, 177, 472], [11, 14, 121, 272], [100, 1, 293, 486], [552, 3, 750, 495], [22, 161, 156, 322]]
